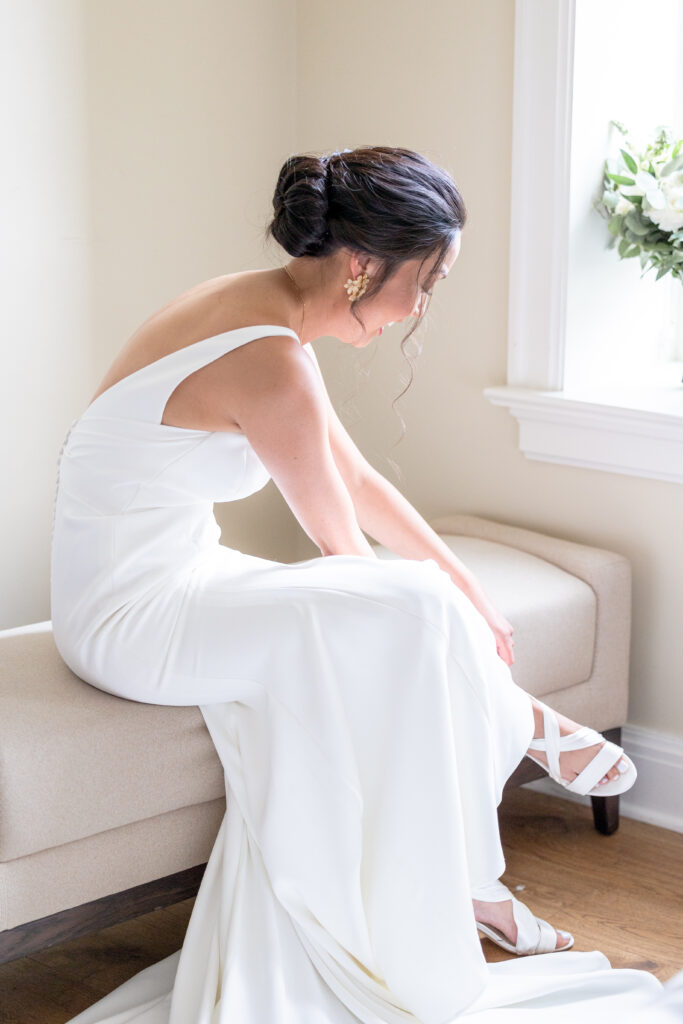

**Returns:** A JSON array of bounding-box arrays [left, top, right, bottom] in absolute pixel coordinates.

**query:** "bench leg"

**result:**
[[591, 794, 620, 835], [589, 726, 623, 835]]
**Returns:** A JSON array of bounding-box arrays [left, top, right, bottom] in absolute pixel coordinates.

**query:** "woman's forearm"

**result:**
[[352, 469, 481, 597]]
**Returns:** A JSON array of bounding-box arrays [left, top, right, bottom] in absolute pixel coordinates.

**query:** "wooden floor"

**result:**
[[2, 787, 682, 1023]]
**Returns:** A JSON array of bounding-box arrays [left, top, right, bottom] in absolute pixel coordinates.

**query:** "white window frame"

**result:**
[[483, 0, 683, 485]]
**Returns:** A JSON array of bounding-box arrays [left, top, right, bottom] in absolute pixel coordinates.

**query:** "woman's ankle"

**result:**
[[530, 699, 544, 739], [529, 698, 581, 741]]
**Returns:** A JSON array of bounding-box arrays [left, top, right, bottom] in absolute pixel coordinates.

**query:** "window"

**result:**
[[484, 0, 683, 484]]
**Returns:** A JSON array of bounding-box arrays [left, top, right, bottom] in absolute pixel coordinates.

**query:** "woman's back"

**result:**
[[87, 269, 301, 433]]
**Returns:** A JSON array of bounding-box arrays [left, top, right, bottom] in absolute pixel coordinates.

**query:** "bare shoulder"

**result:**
[[157, 331, 317, 433], [98, 269, 286, 377], [222, 335, 324, 426]]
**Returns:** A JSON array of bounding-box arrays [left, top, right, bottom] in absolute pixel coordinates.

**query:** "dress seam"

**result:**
[[197, 676, 365, 807], [119, 434, 215, 514]]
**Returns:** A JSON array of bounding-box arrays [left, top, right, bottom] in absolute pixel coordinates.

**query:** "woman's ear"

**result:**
[[348, 252, 376, 280]]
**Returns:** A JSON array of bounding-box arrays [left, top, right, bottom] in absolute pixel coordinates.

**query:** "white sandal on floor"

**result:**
[[527, 699, 637, 797], [475, 881, 574, 956]]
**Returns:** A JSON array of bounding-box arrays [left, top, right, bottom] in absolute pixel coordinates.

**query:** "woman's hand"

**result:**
[[459, 576, 515, 667], [479, 599, 515, 667]]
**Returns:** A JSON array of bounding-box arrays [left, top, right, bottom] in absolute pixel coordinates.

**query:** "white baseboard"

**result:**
[[524, 724, 683, 834]]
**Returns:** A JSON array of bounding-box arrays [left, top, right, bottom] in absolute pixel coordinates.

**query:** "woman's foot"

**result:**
[[528, 699, 627, 787], [473, 897, 572, 951]]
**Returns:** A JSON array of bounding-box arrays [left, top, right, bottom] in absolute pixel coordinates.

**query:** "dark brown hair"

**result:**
[[265, 146, 467, 471]]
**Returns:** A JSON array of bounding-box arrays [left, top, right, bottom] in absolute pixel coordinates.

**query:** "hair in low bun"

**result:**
[[266, 146, 466, 287], [266, 154, 334, 258]]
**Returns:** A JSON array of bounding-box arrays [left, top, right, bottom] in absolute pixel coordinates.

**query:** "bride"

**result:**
[[52, 145, 661, 1023]]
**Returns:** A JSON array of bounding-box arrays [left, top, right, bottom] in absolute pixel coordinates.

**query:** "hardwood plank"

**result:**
[[0, 901, 195, 1023]]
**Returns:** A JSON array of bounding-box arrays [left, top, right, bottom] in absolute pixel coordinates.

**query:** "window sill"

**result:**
[[483, 377, 683, 484]]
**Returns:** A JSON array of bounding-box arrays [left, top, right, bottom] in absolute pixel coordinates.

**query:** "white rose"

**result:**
[[644, 170, 683, 232]]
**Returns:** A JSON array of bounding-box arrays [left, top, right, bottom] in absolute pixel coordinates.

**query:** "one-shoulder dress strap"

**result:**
[[83, 325, 302, 425]]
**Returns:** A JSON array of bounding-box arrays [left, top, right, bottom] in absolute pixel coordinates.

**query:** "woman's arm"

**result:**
[[352, 468, 476, 590], [352, 471, 515, 665], [302, 343, 513, 662], [230, 338, 376, 559], [301, 347, 479, 589]]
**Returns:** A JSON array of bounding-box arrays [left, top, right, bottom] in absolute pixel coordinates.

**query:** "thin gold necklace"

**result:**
[[281, 265, 305, 342]]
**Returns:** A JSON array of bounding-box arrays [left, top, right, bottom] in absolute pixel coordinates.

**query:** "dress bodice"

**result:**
[[58, 324, 311, 509], [50, 325, 317, 659]]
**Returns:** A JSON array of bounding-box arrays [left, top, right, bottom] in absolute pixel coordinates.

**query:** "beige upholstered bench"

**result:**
[[0, 514, 631, 965]]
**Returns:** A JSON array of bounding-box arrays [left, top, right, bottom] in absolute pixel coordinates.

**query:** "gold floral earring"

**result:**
[[344, 271, 369, 302]]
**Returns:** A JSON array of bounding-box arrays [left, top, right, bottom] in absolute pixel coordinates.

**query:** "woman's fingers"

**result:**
[[496, 635, 514, 666]]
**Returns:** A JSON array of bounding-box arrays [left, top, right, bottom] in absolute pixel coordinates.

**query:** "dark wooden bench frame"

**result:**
[[0, 728, 622, 966]]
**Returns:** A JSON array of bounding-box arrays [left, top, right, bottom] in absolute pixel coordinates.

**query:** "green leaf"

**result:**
[[625, 246, 640, 258], [618, 237, 631, 257], [620, 148, 638, 174], [655, 265, 670, 280], [625, 211, 650, 236], [648, 161, 656, 176], [626, 194, 643, 205], [607, 173, 636, 185], [608, 215, 624, 236]]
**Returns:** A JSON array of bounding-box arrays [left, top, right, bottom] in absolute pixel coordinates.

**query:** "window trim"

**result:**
[[487, 0, 683, 485]]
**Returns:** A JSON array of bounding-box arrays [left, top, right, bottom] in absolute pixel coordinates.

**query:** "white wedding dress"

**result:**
[[50, 326, 664, 1023]]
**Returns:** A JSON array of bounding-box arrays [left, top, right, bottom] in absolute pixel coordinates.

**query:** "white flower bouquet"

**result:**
[[594, 120, 683, 283]]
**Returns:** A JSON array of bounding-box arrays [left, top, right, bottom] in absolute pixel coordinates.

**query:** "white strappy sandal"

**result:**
[[527, 699, 637, 797], [475, 881, 574, 956]]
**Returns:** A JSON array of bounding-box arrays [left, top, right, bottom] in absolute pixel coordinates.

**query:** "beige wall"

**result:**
[[4, 0, 681, 738], [83, 0, 301, 563], [1, 0, 300, 633], [1, 1, 92, 627]]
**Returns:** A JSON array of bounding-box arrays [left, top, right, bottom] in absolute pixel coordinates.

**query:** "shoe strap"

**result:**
[[556, 725, 605, 751], [527, 702, 621, 784], [563, 740, 624, 795], [526, 703, 563, 781], [511, 896, 558, 954]]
